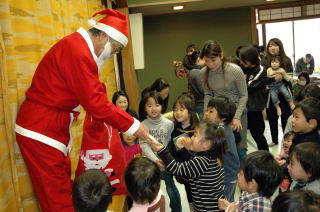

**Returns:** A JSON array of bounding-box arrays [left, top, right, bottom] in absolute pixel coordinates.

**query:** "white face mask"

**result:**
[[297, 81, 307, 86], [96, 41, 112, 73]]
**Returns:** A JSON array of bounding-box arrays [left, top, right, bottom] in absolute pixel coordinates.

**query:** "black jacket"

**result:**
[[246, 65, 268, 111]]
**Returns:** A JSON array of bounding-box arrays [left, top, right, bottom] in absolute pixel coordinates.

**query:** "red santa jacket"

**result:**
[[15, 28, 138, 155]]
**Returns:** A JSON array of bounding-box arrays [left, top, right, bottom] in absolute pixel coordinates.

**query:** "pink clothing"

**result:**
[[123, 143, 142, 163], [129, 190, 165, 212]]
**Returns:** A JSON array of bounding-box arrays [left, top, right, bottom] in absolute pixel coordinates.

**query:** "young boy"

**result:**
[[205, 96, 240, 202], [72, 169, 113, 212], [291, 97, 320, 148], [218, 151, 282, 212]]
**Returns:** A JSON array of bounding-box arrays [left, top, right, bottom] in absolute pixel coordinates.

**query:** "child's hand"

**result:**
[[156, 159, 165, 168], [218, 199, 237, 212], [147, 135, 164, 152], [179, 137, 192, 150], [278, 159, 286, 165], [218, 199, 230, 210]]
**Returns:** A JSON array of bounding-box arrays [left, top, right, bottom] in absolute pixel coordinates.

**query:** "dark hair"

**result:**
[[186, 44, 198, 53], [272, 190, 320, 212], [207, 95, 236, 124], [138, 91, 163, 121], [240, 151, 282, 198], [112, 90, 130, 110], [271, 56, 281, 63], [290, 142, 320, 181], [305, 53, 312, 59], [196, 120, 226, 160], [147, 78, 170, 113], [298, 71, 310, 85], [301, 83, 320, 100], [201, 40, 228, 90], [283, 131, 295, 141], [125, 157, 161, 204], [239, 45, 260, 67], [173, 93, 199, 128], [266, 38, 290, 70], [72, 169, 112, 212], [294, 97, 320, 128]]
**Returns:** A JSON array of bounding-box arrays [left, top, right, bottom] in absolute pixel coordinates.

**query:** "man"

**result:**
[[295, 53, 315, 75], [15, 9, 149, 212]]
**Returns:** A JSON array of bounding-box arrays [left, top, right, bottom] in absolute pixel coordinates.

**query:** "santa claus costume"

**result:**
[[15, 9, 138, 212]]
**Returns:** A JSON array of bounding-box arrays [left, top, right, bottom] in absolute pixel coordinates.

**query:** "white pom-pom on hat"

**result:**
[[88, 18, 96, 28]]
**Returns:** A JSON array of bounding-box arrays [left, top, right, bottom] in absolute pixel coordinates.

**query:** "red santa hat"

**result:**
[[88, 9, 129, 46]]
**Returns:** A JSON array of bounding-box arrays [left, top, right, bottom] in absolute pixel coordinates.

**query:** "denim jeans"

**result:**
[[269, 81, 292, 105], [162, 172, 182, 212], [224, 182, 237, 202]]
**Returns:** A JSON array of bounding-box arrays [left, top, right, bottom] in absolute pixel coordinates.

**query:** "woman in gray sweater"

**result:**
[[201, 40, 248, 160]]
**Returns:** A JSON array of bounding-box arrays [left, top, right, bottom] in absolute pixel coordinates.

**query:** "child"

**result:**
[[288, 142, 320, 194], [267, 56, 295, 116], [112, 90, 139, 119], [204, 96, 240, 202], [149, 120, 226, 212], [125, 157, 165, 212], [138, 91, 181, 212], [121, 133, 142, 163], [291, 97, 320, 147], [275, 131, 294, 191], [272, 190, 320, 212], [168, 93, 199, 206], [72, 169, 112, 212], [218, 151, 282, 212]]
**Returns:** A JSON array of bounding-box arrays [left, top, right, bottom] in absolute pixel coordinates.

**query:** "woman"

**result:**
[[293, 71, 310, 104], [201, 40, 248, 160], [261, 38, 293, 146], [238, 45, 269, 151]]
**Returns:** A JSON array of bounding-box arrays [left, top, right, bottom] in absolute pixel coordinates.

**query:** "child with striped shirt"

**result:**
[[148, 120, 226, 212]]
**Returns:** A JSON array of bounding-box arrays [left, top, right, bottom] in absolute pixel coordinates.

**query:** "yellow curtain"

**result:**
[[0, 0, 121, 211]]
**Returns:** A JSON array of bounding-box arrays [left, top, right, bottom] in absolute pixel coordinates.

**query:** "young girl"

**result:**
[[201, 40, 248, 161], [205, 96, 240, 202], [288, 142, 320, 194], [168, 93, 199, 206], [149, 120, 226, 212], [121, 133, 142, 163], [125, 157, 165, 212], [112, 90, 139, 119], [139, 78, 170, 121], [138, 91, 181, 212]]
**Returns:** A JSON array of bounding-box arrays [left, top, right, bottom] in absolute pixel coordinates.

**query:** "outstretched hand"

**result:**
[[133, 123, 149, 140]]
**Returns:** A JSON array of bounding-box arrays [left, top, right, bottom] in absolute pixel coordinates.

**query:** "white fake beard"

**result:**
[[96, 41, 112, 73]]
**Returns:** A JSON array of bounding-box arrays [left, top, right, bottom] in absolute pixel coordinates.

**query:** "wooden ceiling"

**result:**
[[128, 0, 304, 15]]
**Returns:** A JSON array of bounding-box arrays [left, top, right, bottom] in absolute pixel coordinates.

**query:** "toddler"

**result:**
[[267, 56, 295, 115], [121, 133, 141, 163], [288, 142, 320, 194], [276, 131, 294, 191]]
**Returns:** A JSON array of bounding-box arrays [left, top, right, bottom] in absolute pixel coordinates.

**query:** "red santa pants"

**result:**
[[16, 134, 74, 212]]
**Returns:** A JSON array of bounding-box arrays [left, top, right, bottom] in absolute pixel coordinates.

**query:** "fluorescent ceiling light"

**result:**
[[265, 0, 276, 1], [173, 5, 184, 10]]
